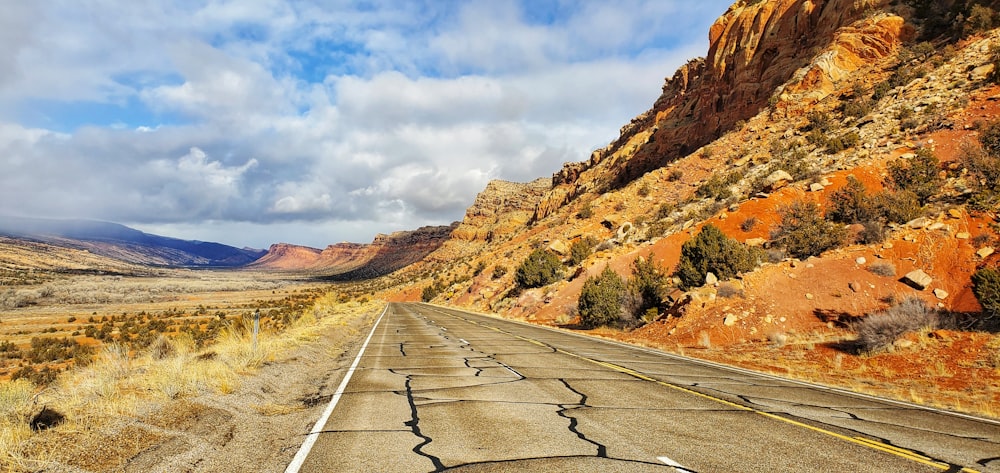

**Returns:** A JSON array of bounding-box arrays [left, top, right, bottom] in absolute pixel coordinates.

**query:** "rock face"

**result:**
[[248, 243, 324, 270], [250, 224, 456, 279], [533, 0, 904, 220], [451, 178, 552, 242]]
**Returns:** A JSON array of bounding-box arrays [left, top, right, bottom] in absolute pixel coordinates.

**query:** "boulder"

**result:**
[[616, 222, 635, 241], [970, 64, 995, 81], [978, 247, 995, 259], [547, 240, 569, 255], [906, 217, 931, 229], [933, 288, 949, 300], [601, 214, 623, 230], [809, 183, 825, 192], [705, 272, 719, 286], [902, 269, 933, 290], [763, 170, 793, 192]]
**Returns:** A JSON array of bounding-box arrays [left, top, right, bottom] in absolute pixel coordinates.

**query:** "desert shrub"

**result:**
[[870, 190, 922, 224], [473, 261, 486, 277], [629, 256, 669, 315], [966, 4, 998, 35], [887, 148, 942, 204], [667, 169, 684, 182], [421, 282, 442, 302], [806, 110, 834, 133], [772, 201, 846, 259], [959, 124, 1000, 211], [825, 131, 860, 154], [637, 183, 651, 197], [515, 249, 563, 288], [855, 297, 938, 353], [972, 233, 994, 247], [569, 236, 598, 266], [858, 221, 887, 244], [577, 204, 593, 219], [492, 265, 507, 279], [740, 216, 759, 232], [842, 96, 874, 118], [595, 239, 616, 252], [827, 177, 922, 227], [0, 340, 22, 358], [989, 43, 1000, 84], [887, 63, 928, 90], [656, 203, 675, 219], [647, 220, 671, 239], [775, 146, 817, 182], [578, 267, 627, 328], [899, 117, 920, 131], [827, 176, 876, 224], [872, 81, 892, 101], [979, 119, 1000, 157], [25, 337, 91, 363], [696, 172, 740, 200], [11, 365, 60, 386], [674, 224, 762, 290], [868, 262, 897, 277], [972, 268, 1000, 319]]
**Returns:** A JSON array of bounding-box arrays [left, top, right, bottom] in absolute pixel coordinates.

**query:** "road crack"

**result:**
[[557, 378, 607, 458], [402, 376, 445, 471]]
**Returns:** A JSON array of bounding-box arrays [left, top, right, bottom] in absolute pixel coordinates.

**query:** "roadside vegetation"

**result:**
[[577, 256, 670, 329], [0, 273, 326, 387], [515, 249, 564, 289], [675, 225, 762, 290], [0, 282, 376, 470]]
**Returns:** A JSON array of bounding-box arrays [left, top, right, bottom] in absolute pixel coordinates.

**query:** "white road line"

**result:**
[[459, 338, 469, 344], [657, 455, 694, 472], [284, 305, 388, 473], [497, 361, 523, 378]]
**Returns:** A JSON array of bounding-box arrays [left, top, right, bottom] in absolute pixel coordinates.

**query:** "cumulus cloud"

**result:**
[[0, 0, 730, 248]]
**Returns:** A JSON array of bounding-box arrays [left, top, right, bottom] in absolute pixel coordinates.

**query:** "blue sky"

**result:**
[[0, 0, 731, 249]]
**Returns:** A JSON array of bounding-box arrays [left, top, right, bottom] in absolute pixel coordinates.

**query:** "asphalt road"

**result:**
[[290, 302, 1000, 472]]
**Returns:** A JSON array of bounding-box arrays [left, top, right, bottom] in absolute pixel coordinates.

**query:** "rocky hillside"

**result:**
[[250, 224, 456, 279], [366, 0, 1000, 414], [533, 0, 904, 220]]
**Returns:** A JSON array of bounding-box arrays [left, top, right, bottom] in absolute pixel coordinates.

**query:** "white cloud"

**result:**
[[0, 0, 731, 248]]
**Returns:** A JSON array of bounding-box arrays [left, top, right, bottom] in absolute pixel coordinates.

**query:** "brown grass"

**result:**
[[0, 280, 378, 470]]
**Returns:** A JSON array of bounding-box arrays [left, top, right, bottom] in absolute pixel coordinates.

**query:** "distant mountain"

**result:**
[[0, 215, 266, 267], [250, 224, 457, 279]]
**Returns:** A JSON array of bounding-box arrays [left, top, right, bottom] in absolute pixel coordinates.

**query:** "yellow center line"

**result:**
[[447, 313, 982, 473]]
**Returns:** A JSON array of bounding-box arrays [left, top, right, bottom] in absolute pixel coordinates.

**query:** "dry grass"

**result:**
[[0, 380, 34, 470], [0, 292, 378, 471]]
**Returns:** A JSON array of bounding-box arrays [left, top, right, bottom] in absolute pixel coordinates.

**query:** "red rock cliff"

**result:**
[[534, 0, 903, 220], [250, 224, 456, 278]]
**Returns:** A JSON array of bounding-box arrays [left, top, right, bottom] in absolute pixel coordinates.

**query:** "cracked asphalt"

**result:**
[[294, 303, 1000, 472]]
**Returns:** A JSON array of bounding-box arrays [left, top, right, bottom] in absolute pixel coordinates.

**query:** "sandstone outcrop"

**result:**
[[451, 178, 551, 243], [249, 243, 323, 270], [534, 0, 904, 221]]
